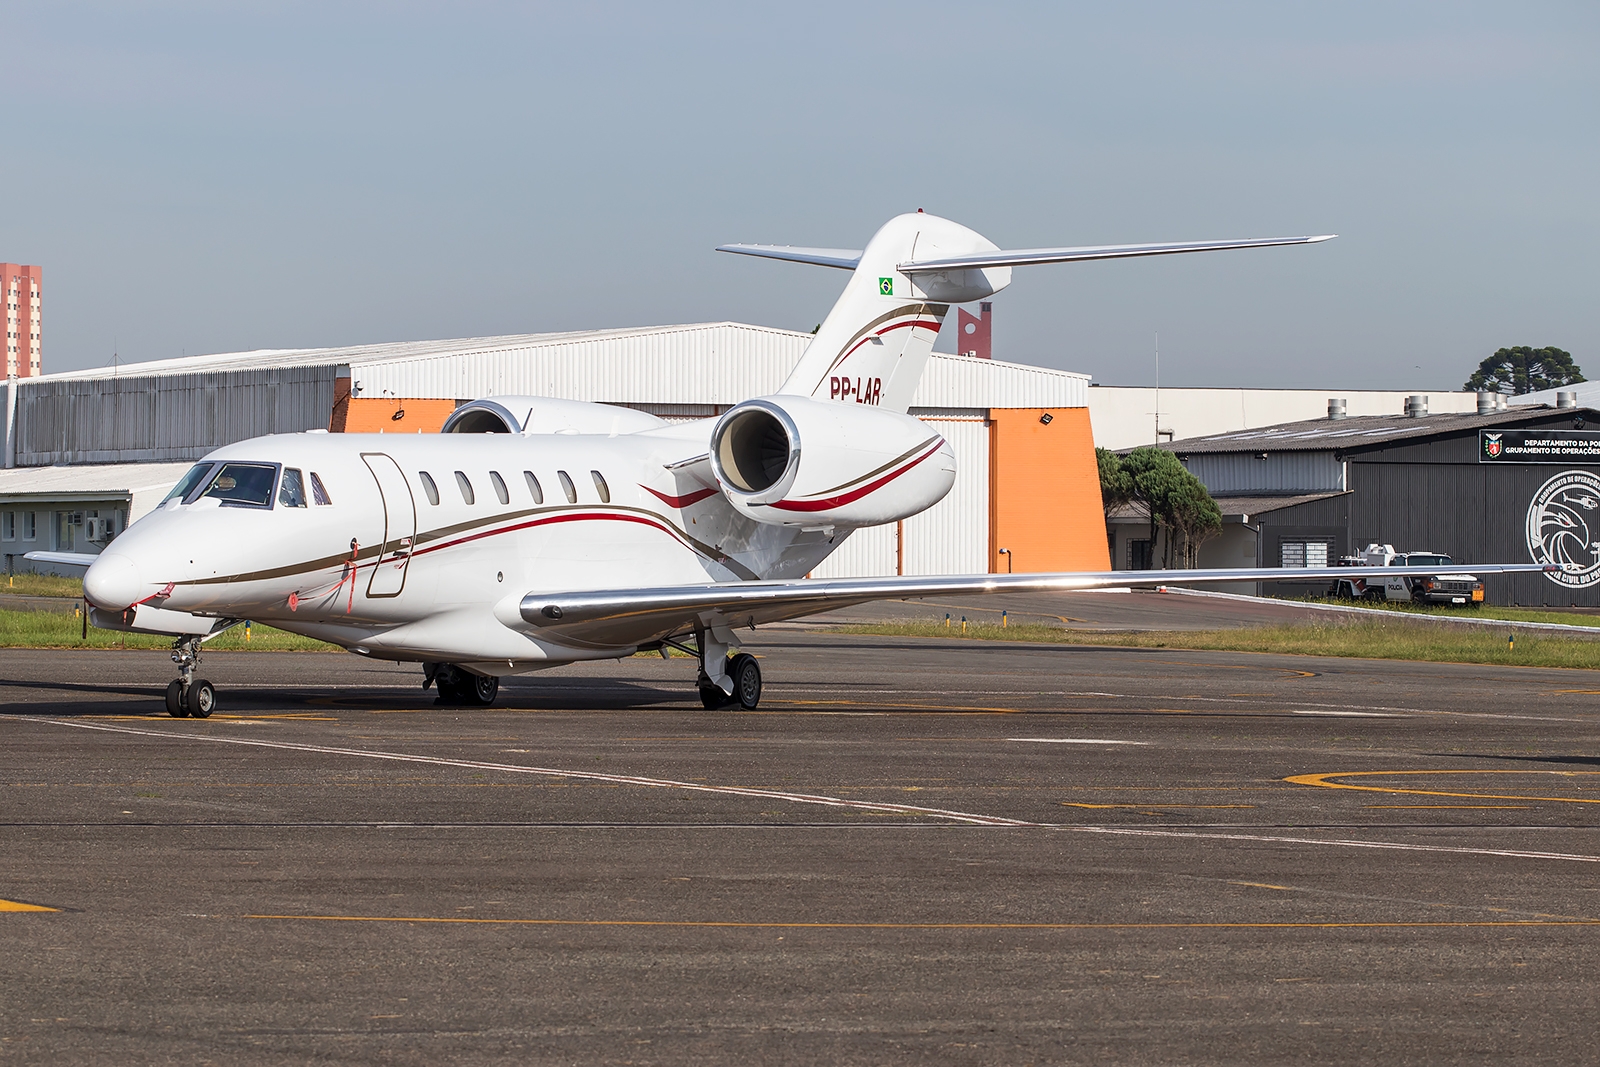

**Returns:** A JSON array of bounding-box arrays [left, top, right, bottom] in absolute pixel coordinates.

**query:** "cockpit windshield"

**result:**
[[163, 463, 216, 504], [201, 463, 280, 508]]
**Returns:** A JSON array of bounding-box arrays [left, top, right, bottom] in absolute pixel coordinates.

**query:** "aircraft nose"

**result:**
[[84, 553, 143, 611]]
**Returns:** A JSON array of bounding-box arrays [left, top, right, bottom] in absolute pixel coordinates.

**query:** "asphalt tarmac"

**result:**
[[7, 632, 1600, 1065]]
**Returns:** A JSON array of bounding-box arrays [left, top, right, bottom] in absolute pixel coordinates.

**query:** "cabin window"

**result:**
[[201, 463, 279, 509], [22, 512, 36, 540], [310, 472, 333, 506], [489, 470, 510, 505], [591, 470, 610, 504], [557, 470, 577, 504], [1, 512, 13, 541], [524, 471, 543, 504], [455, 471, 476, 505], [278, 468, 308, 508], [163, 462, 216, 504], [419, 471, 440, 506]]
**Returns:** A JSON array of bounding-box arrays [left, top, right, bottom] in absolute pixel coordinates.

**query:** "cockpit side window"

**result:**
[[202, 463, 279, 508], [309, 472, 333, 506], [279, 468, 308, 508], [164, 463, 216, 504]]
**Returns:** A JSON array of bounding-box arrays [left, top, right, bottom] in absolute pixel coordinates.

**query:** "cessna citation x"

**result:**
[[31, 212, 1551, 717]]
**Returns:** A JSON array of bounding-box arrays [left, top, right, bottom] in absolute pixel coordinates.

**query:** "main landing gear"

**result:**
[[682, 627, 761, 711], [424, 663, 500, 707], [165, 635, 216, 718]]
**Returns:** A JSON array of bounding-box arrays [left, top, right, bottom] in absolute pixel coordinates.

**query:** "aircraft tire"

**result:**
[[729, 653, 762, 710], [469, 674, 499, 707], [166, 680, 188, 717], [698, 685, 726, 710], [186, 679, 216, 719]]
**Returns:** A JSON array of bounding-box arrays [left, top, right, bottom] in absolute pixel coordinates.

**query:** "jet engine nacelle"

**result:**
[[709, 396, 955, 527]]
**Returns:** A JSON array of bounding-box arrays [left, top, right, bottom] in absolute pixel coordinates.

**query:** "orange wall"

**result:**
[[988, 407, 1109, 572], [339, 398, 458, 433]]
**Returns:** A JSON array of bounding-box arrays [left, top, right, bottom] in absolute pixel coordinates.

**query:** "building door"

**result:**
[[362, 453, 416, 598]]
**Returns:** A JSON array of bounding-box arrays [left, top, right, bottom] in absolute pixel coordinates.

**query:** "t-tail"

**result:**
[[717, 212, 1336, 414]]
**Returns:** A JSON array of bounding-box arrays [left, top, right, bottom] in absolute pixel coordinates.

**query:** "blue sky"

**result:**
[[4, 1, 1596, 387]]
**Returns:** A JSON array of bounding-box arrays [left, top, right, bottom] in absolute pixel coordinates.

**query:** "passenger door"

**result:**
[[362, 453, 416, 598]]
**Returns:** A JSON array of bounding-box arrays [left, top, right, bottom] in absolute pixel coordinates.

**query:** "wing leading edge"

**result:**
[[520, 563, 1550, 648]]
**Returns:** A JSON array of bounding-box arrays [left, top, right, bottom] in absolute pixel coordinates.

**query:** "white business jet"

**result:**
[[29, 211, 1548, 717]]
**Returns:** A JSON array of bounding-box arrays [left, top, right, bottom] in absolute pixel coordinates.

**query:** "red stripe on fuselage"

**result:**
[[411, 511, 690, 559], [835, 318, 944, 367], [770, 440, 944, 512], [640, 485, 719, 509]]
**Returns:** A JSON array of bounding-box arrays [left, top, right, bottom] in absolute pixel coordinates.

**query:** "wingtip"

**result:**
[[1309, 234, 1338, 243]]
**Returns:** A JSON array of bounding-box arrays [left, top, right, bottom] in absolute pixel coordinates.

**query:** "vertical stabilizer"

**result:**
[[777, 213, 1011, 413]]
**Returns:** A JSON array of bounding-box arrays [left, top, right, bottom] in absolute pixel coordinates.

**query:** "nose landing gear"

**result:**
[[165, 635, 216, 718]]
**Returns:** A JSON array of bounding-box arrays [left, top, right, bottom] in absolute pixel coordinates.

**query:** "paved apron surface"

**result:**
[[5, 634, 1600, 1064]]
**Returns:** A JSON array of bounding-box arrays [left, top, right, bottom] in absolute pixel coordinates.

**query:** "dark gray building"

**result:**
[[1112, 399, 1600, 606]]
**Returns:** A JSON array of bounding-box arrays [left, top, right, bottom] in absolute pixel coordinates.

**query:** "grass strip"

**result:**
[[831, 619, 1600, 670], [1, 574, 85, 598], [0, 607, 339, 651], [1298, 597, 1600, 628]]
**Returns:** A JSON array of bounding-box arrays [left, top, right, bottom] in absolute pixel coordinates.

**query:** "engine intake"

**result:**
[[709, 395, 954, 527]]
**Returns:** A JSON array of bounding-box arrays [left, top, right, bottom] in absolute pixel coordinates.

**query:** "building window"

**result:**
[[1, 512, 12, 541], [419, 471, 440, 506], [489, 470, 510, 505], [1127, 539, 1153, 570], [524, 471, 543, 504], [1280, 540, 1332, 568], [455, 471, 475, 505], [22, 512, 36, 540], [557, 470, 577, 504], [310, 472, 333, 506], [591, 470, 610, 504], [279, 468, 308, 508]]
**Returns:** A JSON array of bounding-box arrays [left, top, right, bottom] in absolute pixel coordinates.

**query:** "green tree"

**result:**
[[1119, 447, 1222, 568], [1096, 447, 1133, 520], [1464, 346, 1584, 394]]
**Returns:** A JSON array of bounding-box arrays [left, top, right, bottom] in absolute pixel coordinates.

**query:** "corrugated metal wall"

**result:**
[[1183, 451, 1345, 495], [17, 367, 338, 465], [812, 417, 991, 578]]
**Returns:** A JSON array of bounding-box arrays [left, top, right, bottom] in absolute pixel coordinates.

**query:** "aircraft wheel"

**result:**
[[468, 674, 499, 707], [186, 679, 216, 719], [166, 680, 188, 717], [699, 685, 725, 710], [728, 653, 762, 710]]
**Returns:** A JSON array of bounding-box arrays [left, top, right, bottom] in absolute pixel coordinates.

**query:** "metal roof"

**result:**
[[29, 321, 1089, 410], [0, 462, 193, 498], [1165, 405, 1593, 455]]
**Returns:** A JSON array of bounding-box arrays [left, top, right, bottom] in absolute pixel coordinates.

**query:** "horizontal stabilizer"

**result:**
[[715, 244, 863, 270], [899, 235, 1336, 273], [24, 551, 100, 568]]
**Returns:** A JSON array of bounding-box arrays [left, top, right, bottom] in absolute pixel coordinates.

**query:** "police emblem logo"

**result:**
[[1526, 469, 1600, 588], [1484, 432, 1502, 458]]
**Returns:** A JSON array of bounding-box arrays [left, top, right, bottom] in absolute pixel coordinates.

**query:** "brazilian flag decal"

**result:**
[[878, 277, 893, 296]]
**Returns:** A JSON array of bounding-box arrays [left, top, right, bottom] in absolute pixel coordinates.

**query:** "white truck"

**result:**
[[1329, 544, 1485, 606]]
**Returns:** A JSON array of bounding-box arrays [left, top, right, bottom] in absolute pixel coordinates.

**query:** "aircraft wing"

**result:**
[[23, 551, 101, 568], [520, 563, 1550, 648], [899, 235, 1336, 273]]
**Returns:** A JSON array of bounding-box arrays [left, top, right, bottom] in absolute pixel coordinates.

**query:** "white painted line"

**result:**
[[16, 717, 1600, 865], [1007, 738, 1149, 745], [1290, 710, 1403, 718]]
